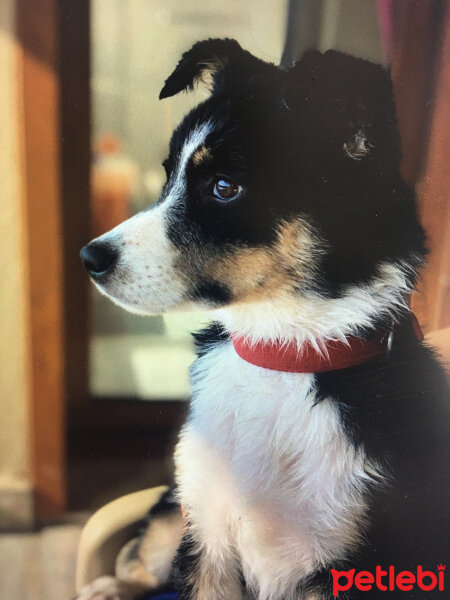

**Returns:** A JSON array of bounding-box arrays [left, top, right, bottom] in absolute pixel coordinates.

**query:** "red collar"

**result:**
[[232, 316, 423, 374]]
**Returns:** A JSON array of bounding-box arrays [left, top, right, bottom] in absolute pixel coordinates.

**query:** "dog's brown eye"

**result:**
[[213, 179, 243, 202]]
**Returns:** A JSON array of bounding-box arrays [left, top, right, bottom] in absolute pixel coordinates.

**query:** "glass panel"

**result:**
[[89, 0, 286, 400]]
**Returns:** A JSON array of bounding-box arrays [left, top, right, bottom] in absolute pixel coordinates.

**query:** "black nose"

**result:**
[[80, 242, 118, 277]]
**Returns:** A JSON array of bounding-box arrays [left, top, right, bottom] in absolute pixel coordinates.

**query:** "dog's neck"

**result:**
[[215, 261, 415, 349]]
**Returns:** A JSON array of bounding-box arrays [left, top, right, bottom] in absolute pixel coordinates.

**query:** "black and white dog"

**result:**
[[78, 40, 449, 600]]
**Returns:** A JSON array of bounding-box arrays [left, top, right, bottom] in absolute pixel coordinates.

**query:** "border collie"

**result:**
[[77, 39, 449, 600]]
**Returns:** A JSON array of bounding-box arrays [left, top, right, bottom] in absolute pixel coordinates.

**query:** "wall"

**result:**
[[0, 0, 33, 528]]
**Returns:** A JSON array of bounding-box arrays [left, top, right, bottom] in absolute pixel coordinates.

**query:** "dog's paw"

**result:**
[[73, 576, 143, 600]]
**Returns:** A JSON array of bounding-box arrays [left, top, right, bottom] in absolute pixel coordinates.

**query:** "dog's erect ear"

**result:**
[[159, 38, 262, 99]]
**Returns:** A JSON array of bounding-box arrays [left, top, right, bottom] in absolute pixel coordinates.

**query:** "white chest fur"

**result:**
[[175, 342, 376, 600]]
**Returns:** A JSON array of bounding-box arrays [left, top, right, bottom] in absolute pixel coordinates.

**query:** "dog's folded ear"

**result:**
[[159, 38, 264, 99]]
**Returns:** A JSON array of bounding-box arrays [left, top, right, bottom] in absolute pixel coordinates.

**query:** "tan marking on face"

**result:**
[[276, 219, 309, 264], [210, 248, 280, 300], [205, 219, 317, 304], [192, 145, 213, 166]]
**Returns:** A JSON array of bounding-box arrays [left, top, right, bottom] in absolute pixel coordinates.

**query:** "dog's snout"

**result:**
[[80, 241, 118, 278]]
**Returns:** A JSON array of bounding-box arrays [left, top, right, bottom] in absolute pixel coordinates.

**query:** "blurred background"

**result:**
[[0, 0, 449, 597]]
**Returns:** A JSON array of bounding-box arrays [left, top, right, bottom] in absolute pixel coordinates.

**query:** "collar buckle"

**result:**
[[384, 326, 395, 359]]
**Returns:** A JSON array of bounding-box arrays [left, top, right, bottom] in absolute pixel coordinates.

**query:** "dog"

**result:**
[[77, 39, 449, 600]]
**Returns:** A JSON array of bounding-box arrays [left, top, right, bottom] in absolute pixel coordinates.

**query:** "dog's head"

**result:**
[[81, 39, 425, 342]]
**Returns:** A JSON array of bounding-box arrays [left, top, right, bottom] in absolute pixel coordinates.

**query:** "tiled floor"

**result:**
[[0, 521, 85, 600]]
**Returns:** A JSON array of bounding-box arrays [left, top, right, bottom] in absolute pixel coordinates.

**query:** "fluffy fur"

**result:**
[[176, 344, 380, 599], [77, 39, 449, 600]]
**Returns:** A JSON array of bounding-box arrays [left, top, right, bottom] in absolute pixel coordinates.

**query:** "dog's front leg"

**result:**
[[173, 531, 243, 600]]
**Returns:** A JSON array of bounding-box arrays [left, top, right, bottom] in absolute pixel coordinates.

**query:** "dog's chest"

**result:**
[[175, 343, 371, 595]]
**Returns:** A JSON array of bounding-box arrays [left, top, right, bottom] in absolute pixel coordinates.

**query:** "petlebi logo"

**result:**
[[330, 564, 445, 596]]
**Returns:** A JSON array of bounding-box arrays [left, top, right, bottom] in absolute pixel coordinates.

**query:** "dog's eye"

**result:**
[[213, 179, 243, 202]]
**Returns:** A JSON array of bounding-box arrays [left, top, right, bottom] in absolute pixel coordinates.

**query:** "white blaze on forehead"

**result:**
[[164, 120, 213, 204]]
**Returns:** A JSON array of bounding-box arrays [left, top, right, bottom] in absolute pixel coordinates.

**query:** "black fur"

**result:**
[[170, 532, 202, 600], [191, 278, 232, 306], [192, 321, 229, 358], [147, 486, 180, 519], [159, 38, 271, 100], [314, 321, 449, 598]]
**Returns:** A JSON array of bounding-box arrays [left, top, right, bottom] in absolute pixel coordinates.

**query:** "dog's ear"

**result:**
[[283, 50, 399, 163], [159, 38, 262, 99]]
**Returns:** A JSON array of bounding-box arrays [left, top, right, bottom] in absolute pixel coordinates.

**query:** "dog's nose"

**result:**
[[80, 241, 118, 277]]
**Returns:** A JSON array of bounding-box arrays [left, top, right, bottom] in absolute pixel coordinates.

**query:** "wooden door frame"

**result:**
[[17, 0, 93, 519], [18, 0, 68, 520]]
